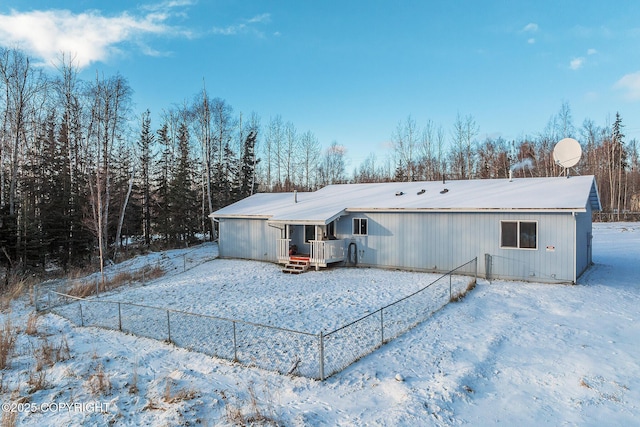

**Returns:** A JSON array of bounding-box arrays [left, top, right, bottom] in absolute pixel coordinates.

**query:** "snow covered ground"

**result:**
[[1, 222, 639, 426]]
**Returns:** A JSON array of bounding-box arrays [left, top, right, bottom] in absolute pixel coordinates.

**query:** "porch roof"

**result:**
[[210, 175, 601, 223]]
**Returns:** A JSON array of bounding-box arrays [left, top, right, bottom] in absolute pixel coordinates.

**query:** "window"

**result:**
[[326, 221, 336, 239], [353, 218, 368, 235], [501, 220, 537, 249], [305, 225, 315, 243]]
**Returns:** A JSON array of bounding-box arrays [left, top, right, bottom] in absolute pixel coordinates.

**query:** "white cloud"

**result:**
[[527, 38, 535, 44], [0, 7, 186, 69], [587, 48, 597, 55], [570, 57, 585, 70], [522, 23, 538, 33], [247, 13, 270, 24], [614, 71, 640, 100], [211, 13, 271, 37]]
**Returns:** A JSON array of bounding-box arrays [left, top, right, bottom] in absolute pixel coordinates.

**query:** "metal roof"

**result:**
[[211, 176, 602, 225]]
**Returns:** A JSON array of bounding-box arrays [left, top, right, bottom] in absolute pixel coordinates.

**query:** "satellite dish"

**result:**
[[553, 138, 582, 168]]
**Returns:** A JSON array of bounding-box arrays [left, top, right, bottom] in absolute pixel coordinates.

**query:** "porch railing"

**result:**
[[277, 238, 291, 263], [310, 240, 345, 267]]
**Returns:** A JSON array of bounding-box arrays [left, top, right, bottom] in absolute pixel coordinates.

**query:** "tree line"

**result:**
[[1, 47, 638, 279], [378, 105, 638, 222]]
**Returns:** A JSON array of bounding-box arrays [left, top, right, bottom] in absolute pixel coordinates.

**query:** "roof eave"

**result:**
[[210, 214, 272, 220], [345, 207, 588, 213]]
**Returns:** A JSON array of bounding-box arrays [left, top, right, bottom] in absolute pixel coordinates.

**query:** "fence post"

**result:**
[[474, 257, 478, 282], [118, 303, 122, 331], [96, 278, 99, 296], [34, 285, 39, 311], [449, 274, 452, 300], [47, 289, 51, 310], [319, 331, 325, 381], [485, 253, 492, 281], [233, 321, 238, 361], [79, 303, 84, 327], [167, 310, 172, 343], [183, 254, 186, 272], [380, 309, 384, 345]]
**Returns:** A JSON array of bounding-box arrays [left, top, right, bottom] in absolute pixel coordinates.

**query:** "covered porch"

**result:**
[[274, 222, 346, 271]]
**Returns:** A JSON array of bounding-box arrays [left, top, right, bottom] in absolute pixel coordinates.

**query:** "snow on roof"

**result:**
[[211, 176, 601, 225]]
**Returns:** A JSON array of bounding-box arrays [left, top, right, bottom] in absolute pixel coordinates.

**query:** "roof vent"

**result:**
[[417, 189, 426, 195], [440, 188, 449, 194], [395, 191, 404, 196]]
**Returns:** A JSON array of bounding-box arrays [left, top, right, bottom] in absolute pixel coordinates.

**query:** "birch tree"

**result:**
[[85, 73, 131, 281], [299, 130, 320, 189]]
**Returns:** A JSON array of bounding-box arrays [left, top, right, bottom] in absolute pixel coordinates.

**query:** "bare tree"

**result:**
[[268, 115, 284, 188], [0, 48, 46, 216], [450, 113, 479, 179], [283, 121, 298, 190], [391, 115, 418, 181], [319, 141, 347, 185], [85, 73, 131, 282], [191, 84, 215, 236], [299, 130, 320, 189]]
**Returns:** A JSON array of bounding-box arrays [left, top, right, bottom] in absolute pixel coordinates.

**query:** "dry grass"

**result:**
[[33, 336, 71, 371], [86, 364, 111, 396], [450, 278, 478, 303], [0, 317, 16, 370], [67, 265, 165, 298], [27, 370, 48, 394], [0, 274, 33, 310], [25, 313, 38, 336], [163, 378, 198, 404], [128, 359, 139, 395], [220, 382, 281, 426], [0, 408, 17, 427]]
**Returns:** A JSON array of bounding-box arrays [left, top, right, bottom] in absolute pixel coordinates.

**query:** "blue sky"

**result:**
[[1, 1, 639, 166]]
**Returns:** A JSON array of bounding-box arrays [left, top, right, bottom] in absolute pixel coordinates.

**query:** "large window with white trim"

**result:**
[[353, 218, 368, 235], [501, 220, 537, 249]]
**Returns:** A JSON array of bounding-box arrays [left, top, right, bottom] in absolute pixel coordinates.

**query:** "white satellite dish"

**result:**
[[553, 137, 582, 168]]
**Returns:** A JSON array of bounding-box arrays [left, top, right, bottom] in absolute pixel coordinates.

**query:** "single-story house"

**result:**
[[210, 175, 601, 283]]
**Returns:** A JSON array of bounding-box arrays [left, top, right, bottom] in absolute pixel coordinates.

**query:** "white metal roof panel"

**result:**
[[210, 176, 601, 224]]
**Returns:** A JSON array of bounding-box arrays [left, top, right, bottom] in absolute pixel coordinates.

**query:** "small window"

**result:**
[[500, 220, 537, 250], [326, 221, 336, 239], [305, 225, 315, 243], [353, 218, 368, 235]]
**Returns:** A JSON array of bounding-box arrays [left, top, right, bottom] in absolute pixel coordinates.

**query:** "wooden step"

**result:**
[[282, 258, 310, 274]]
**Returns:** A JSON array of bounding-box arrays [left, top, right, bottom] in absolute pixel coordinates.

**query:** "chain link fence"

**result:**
[[321, 258, 477, 378], [35, 246, 215, 312], [38, 257, 477, 380]]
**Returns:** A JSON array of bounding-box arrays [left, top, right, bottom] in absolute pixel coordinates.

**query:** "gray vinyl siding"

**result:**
[[335, 211, 578, 283], [218, 218, 280, 262], [575, 205, 593, 279]]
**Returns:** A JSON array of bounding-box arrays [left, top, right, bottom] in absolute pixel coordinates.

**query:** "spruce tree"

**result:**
[[238, 129, 259, 199], [168, 122, 199, 245], [138, 110, 154, 245]]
